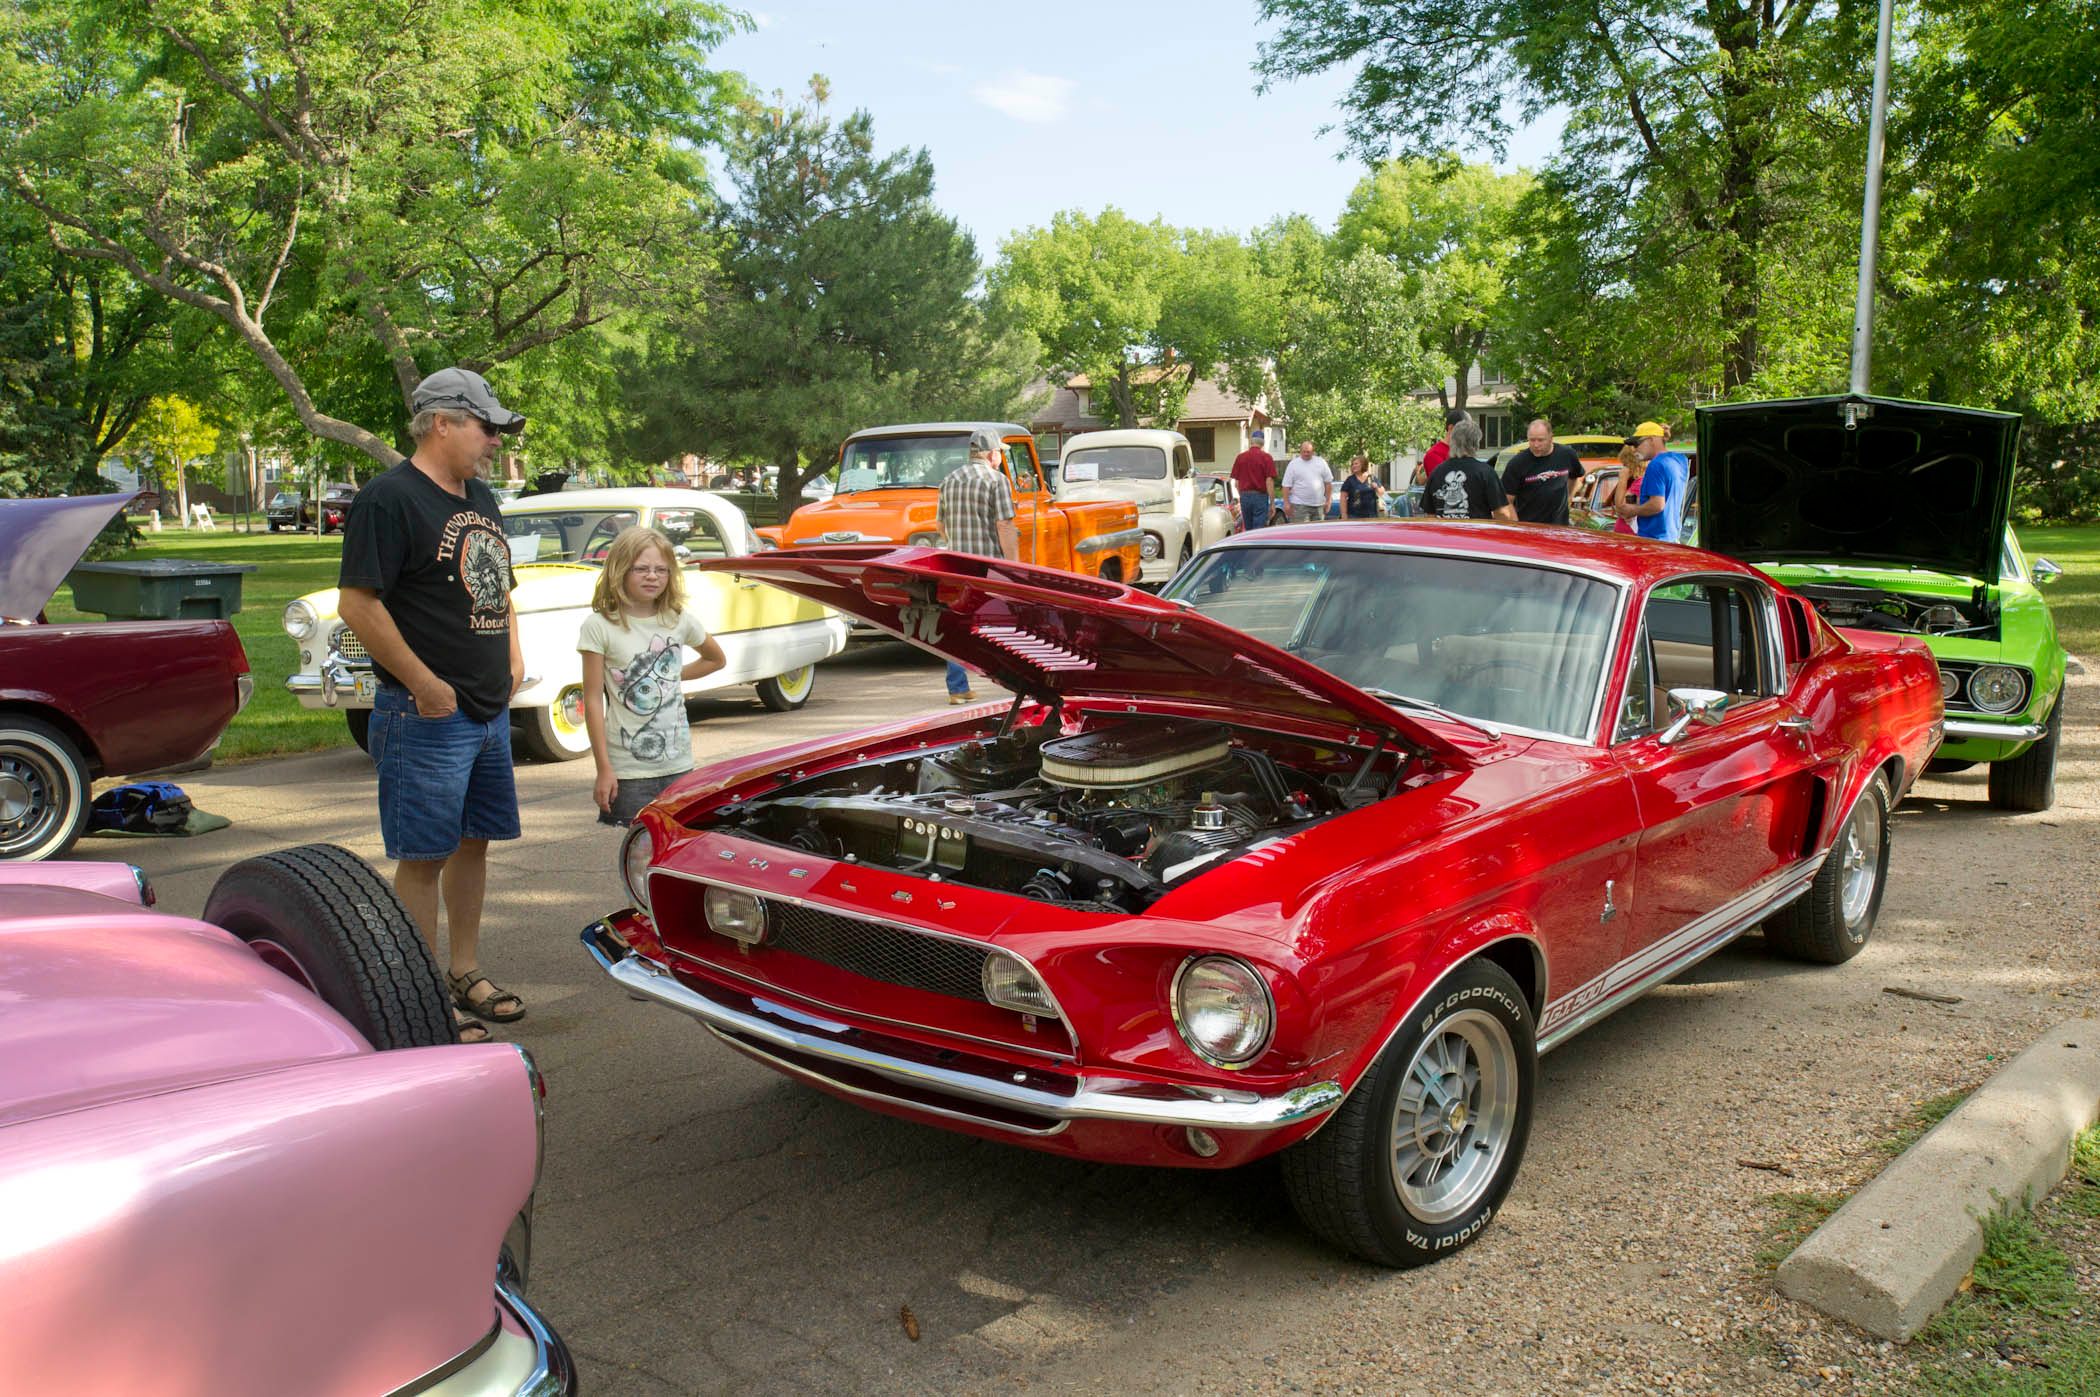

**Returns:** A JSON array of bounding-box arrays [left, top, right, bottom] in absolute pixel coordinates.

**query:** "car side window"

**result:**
[[1615, 625, 1656, 741], [1173, 444, 1194, 478], [654, 509, 728, 559], [1640, 579, 1770, 708], [1006, 440, 1042, 493]]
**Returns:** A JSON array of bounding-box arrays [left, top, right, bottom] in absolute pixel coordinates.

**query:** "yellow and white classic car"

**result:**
[[283, 487, 849, 760]]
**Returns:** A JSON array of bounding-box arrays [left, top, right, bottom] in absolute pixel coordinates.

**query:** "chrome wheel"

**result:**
[[1837, 796, 1882, 927], [1389, 1008, 1520, 1224], [0, 723, 89, 861]]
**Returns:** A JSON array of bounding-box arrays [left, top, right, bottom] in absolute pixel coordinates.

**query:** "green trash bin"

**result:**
[[65, 559, 260, 620]]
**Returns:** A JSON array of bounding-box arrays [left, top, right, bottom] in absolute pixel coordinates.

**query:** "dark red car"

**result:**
[[0, 495, 251, 860], [584, 523, 1941, 1266]]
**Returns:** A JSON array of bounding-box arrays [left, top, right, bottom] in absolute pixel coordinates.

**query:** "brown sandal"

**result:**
[[454, 1011, 492, 1044], [449, 970, 526, 1023]]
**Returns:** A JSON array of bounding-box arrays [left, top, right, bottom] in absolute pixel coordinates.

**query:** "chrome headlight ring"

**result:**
[[1171, 954, 1275, 1069]]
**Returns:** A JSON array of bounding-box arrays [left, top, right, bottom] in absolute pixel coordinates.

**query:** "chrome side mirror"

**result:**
[[2033, 558, 2062, 585], [1658, 687, 1732, 745]]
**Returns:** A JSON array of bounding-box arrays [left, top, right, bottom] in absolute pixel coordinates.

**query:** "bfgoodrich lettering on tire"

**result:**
[[1282, 960, 1536, 1267]]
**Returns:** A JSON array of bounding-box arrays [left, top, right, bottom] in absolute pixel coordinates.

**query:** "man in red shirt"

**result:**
[[1230, 430, 1280, 530], [1404, 409, 1469, 518]]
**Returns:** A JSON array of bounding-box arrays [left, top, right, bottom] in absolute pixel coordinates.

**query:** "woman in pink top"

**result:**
[[1598, 444, 1644, 535]]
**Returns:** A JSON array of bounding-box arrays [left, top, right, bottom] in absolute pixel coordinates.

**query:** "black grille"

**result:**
[[762, 899, 989, 1003]]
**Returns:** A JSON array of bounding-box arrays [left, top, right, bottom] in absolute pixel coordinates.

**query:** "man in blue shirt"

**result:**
[[1617, 419, 1689, 542]]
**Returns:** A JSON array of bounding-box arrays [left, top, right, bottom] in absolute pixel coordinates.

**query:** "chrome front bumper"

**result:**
[[581, 917, 1343, 1133], [1941, 717, 2048, 742], [1074, 527, 1144, 555]]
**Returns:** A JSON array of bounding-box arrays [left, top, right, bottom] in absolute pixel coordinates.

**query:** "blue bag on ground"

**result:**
[[88, 781, 195, 835]]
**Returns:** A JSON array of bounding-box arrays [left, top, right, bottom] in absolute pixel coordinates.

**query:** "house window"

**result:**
[[1187, 426, 1216, 463], [1034, 432, 1061, 462]]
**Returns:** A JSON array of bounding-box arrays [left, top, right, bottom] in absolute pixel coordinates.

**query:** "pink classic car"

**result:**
[[0, 845, 574, 1396]]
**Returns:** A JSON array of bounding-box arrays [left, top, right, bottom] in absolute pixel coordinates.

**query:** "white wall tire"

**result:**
[[518, 683, 593, 762], [0, 716, 92, 862], [756, 665, 816, 712]]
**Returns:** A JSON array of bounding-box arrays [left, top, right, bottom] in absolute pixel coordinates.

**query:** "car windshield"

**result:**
[[503, 507, 729, 563], [837, 434, 970, 491], [1163, 545, 1620, 741], [269, 493, 300, 507], [1063, 445, 1168, 482]]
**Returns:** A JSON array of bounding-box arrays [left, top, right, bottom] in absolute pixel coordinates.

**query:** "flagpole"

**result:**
[[1849, 0, 1898, 396]]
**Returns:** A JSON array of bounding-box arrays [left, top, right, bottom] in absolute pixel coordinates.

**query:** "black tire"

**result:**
[[1765, 774, 1891, 964], [346, 708, 371, 753], [755, 664, 816, 712], [1924, 758, 1974, 775], [1282, 959, 1535, 1267], [0, 714, 93, 862], [203, 843, 456, 1049], [267, 522, 279, 533], [1987, 699, 2059, 813]]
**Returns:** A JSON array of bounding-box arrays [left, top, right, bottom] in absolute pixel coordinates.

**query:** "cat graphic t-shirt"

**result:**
[[338, 461, 516, 721], [578, 609, 711, 778]]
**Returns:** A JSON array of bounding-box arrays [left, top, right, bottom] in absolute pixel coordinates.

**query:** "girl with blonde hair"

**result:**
[[578, 526, 725, 824], [1597, 443, 1645, 535]]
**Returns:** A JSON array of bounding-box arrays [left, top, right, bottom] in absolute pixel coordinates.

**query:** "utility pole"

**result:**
[[1848, 0, 1898, 397]]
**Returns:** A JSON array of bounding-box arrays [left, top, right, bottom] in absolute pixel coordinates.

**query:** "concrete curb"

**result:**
[[1775, 1018, 2100, 1340]]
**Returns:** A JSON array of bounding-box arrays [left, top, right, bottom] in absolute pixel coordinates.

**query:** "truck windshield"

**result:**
[[1063, 446, 1167, 482], [837, 435, 970, 492]]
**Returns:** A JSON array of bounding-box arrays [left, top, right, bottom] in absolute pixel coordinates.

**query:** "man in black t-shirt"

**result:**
[[1500, 418, 1587, 525], [1422, 418, 1516, 521], [338, 366, 528, 1043]]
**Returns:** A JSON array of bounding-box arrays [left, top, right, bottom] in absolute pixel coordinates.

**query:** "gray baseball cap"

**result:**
[[411, 366, 525, 433], [967, 427, 1002, 454]]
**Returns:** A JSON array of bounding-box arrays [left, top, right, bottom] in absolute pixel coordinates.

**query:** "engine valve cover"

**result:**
[[1039, 719, 1232, 790]]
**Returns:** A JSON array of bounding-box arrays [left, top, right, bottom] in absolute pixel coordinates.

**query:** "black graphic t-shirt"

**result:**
[[338, 462, 515, 721], [1500, 444, 1586, 524], [1423, 456, 1508, 520]]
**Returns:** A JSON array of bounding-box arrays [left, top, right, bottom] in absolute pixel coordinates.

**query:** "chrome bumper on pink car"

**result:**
[[582, 916, 1344, 1135]]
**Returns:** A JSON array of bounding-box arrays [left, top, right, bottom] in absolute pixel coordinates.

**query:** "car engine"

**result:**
[[1792, 583, 1996, 638], [708, 715, 1401, 911]]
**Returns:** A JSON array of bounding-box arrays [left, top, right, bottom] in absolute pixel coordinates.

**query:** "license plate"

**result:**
[[354, 673, 378, 702]]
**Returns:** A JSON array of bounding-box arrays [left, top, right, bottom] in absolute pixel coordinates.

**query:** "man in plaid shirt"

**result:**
[[935, 428, 1019, 703]]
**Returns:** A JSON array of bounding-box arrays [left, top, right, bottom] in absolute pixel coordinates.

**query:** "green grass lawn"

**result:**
[[2015, 523, 2100, 663], [46, 526, 354, 761]]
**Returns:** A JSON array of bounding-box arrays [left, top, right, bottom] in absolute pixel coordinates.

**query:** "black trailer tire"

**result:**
[[203, 843, 456, 1049], [1987, 699, 2060, 813], [1282, 959, 1535, 1267], [1765, 774, 1891, 964]]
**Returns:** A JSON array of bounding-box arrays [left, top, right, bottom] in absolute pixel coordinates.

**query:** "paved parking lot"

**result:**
[[73, 645, 2098, 1395]]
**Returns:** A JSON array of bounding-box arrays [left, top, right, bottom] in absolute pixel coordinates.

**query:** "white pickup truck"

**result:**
[[1052, 428, 1237, 585]]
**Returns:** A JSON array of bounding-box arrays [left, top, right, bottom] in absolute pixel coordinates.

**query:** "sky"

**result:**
[[717, 1, 1564, 256]]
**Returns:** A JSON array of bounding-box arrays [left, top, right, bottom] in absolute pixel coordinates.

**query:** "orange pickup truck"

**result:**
[[771, 421, 1143, 583]]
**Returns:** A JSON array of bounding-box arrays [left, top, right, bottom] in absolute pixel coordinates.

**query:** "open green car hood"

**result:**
[[1697, 395, 2021, 584]]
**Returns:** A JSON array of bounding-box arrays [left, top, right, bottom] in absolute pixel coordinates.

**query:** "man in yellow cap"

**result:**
[[1616, 420, 1689, 543]]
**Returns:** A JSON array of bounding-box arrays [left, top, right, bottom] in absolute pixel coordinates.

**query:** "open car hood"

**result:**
[[1697, 395, 2020, 583], [705, 547, 1470, 760], [0, 493, 134, 622]]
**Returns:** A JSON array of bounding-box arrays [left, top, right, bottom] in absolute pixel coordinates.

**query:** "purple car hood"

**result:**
[[0, 493, 133, 622], [0, 886, 370, 1130]]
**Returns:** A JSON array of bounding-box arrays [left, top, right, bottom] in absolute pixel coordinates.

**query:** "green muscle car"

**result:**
[[1698, 394, 2067, 812]]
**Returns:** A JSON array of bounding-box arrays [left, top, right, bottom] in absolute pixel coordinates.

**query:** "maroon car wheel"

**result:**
[[1283, 959, 1536, 1268], [0, 716, 92, 862], [204, 843, 457, 1049]]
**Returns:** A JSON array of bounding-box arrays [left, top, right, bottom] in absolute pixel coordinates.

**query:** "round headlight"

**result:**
[[981, 951, 1058, 1016], [1139, 533, 1163, 560], [620, 824, 654, 915], [703, 886, 768, 945], [1173, 955, 1273, 1067], [282, 599, 317, 640], [1939, 668, 1960, 701], [1966, 664, 2027, 714]]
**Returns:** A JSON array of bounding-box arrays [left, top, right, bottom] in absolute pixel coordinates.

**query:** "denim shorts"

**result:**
[[600, 771, 680, 827], [368, 685, 522, 862]]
